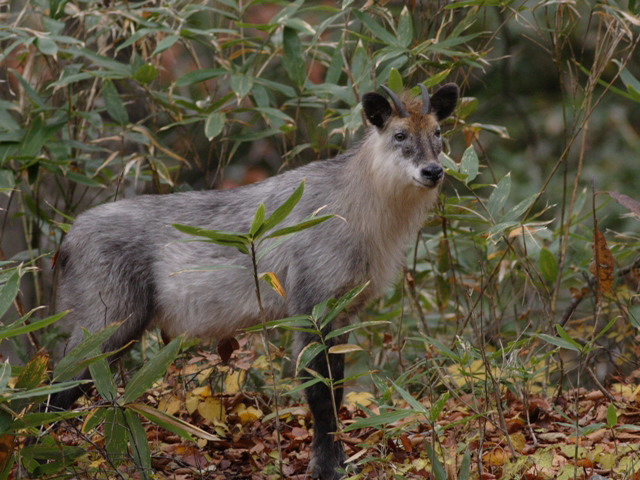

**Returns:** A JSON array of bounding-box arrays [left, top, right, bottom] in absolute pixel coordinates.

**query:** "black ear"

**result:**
[[430, 83, 459, 122], [362, 92, 393, 128]]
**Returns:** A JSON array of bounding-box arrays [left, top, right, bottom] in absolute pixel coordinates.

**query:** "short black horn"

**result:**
[[419, 84, 430, 115], [381, 85, 409, 118]]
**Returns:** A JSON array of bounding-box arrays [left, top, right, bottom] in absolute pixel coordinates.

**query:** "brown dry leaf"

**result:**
[[589, 228, 615, 296], [483, 447, 509, 466], [537, 432, 566, 443], [607, 191, 640, 219], [0, 434, 14, 473], [509, 432, 527, 453], [217, 337, 239, 363]]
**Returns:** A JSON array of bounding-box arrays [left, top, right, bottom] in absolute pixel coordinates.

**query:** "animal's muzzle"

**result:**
[[419, 164, 444, 186]]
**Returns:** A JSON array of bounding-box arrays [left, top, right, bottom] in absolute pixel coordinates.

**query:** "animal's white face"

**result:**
[[362, 83, 459, 193]]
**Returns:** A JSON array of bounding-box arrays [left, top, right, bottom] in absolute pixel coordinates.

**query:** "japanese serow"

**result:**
[[47, 82, 459, 479]]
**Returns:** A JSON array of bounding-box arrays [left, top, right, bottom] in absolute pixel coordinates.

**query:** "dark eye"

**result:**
[[394, 132, 406, 141], [434, 128, 441, 138]]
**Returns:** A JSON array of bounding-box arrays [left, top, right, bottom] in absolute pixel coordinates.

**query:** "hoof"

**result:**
[[309, 442, 347, 480]]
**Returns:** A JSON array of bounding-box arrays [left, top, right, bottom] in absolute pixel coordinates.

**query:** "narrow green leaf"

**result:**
[[425, 443, 447, 480], [89, 354, 117, 401], [606, 403, 617, 428], [175, 68, 226, 87], [152, 34, 179, 56], [0, 272, 20, 319], [104, 408, 127, 466], [82, 407, 107, 433], [391, 381, 428, 416], [134, 64, 158, 84], [0, 361, 11, 394], [15, 353, 48, 390], [121, 336, 182, 405], [397, 6, 413, 48], [487, 173, 511, 219], [102, 80, 129, 126], [124, 409, 151, 477], [325, 320, 391, 340], [229, 73, 254, 99], [458, 450, 471, 480], [343, 409, 414, 432], [35, 37, 58, 56], [262, 180, 305, 232], [537, 333, 581, 353], [296, 342, 325, 375], [555, 325, 584, 352], [130, 403, 219, 441], [325, 44, 343, 85], [352, 10, 396, 45], [282, 26, 306, 88], [387, 68, 403, 93], [429, 392, 449, 423], [264, 214, 333, 239], [538, 248, 558, 284], [53, 324, 121, 382], [0, 312, 65, 341], [321, 283, 369, 329], [204, 112, 226, 140], [9, 411, 88, 431], [459, 146, 478, 184]]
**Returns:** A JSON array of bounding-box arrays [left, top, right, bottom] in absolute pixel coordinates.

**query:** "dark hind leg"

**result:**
[[295, 328, 348, 480]]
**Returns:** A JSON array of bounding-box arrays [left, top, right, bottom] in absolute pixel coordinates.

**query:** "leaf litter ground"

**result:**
[[17, 336, 640, 479]]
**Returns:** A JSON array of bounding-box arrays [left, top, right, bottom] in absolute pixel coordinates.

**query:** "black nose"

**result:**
[[420, 164, 444, 183]]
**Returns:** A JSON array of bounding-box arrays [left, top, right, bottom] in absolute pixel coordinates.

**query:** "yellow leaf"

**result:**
[[198, 397, 225, 423], [328, 344, 363, 354], [197, 367, 213, 385], [158, 395, 181, 416], [252, 355, 269, 370], [345, 391, 374, 408], [185, 393, 200, 415], [225, 370, 246, 395], [259, 272, 286, 298], [192, 386, 211, 397], [232, 404, 263, 424], [508, 432, 526, 453]]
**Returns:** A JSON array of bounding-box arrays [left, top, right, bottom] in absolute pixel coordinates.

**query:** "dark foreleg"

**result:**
[[295, 328, 348, 480]]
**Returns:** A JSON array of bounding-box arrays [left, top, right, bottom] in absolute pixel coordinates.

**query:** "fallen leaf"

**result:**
[[217, 337, 239, 363], [158, 394, 181, 416], [198, 396, 225, 423], [607, 191, 640, 219]]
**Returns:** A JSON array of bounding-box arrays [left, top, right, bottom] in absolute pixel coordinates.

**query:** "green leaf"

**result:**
[[102, 80, 129, 126], [282, 26, 306, 88], [538, 333, 581, 353], [555, 325, 585, 352], [53, 324, 121, 382], [10, 411, 88, 432], [82, 407, 106, 433], [321, 283, 368, 330], [606, 403, 617, 428], [172, 224, 250, 254], [487, 173, 510, 219], [459, 450, 471, 480], [503, 194, 537, 223], [429, 392, 449, 423], [134, 64, 158, 84], [0, 272, 20, 319], [352, 10, 396, 45], [104, 408, 127, 465], [343, 409, 413, 432], [129, 403, 218, 441], [229, 73, 254, 99], [459, 146, 478, 184], [250, 203, 265, 238], [121, 336, 182, 404], [391, 381, 428, 416], [538, 248, 558, 284], [152, 34, 180, 56], [204, 112, 226, 140], [397, 6, 413, 48], [124, 409, 151, 476], [425, 443, 447, 480], [89, 354, 117, 401], [325, 320, 391, 340], [264, 214, 333, 239], [0, 361, 11, 395], [35, 36, 58, 56], [175, 68, 226, 87], [0, 312, 65, 341], [261, 180, 305, 232], [296, 342, 325, 375], [387, 68, 403, 93], [325, 44, 343, 85]]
